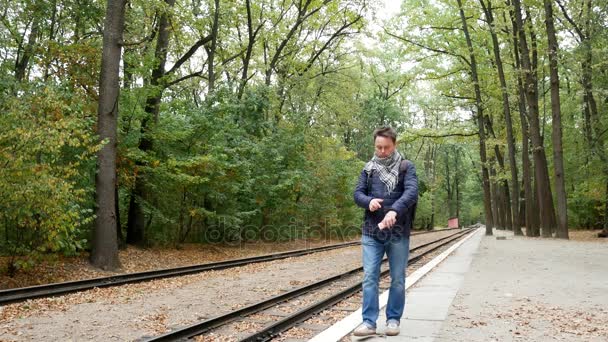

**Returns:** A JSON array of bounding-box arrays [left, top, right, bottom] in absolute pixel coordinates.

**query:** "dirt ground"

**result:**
[[566, 229, 608, 242]]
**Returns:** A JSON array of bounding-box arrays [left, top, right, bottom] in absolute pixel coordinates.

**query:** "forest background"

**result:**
[[0, 0, 606, 271]]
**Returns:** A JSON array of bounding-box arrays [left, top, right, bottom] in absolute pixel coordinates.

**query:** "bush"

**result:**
[[0, 83, 99, 274]]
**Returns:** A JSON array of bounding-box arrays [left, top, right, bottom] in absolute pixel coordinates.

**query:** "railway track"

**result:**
[[0, 229, 457, 305], [145, 228, 475, 341]]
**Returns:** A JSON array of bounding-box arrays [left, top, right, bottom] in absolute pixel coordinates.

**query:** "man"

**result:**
[[353, 127, 418, 336]]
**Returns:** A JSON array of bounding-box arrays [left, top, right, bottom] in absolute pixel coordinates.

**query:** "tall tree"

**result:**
[[506, 0, 538, 236], [126, 0, 177, 245], [480, 0, 521, 234], [91, 0, 127, 270], [237, 0, 265, 99], [126, 0, 215, 245], [511, 0, 556, 237], [206, 0, 220, 92], [456, 0, 494, 235], [263, 0, 327, 86], [557, 0, 608, 236], [542, 0, 568, 239], [14, 16, 38, 82]]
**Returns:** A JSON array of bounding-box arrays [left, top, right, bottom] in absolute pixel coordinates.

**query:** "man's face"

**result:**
[[374, 136, 396, 158]]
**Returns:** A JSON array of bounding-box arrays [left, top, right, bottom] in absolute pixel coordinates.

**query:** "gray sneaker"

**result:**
[[386, 320, 400, 336], [353, 322, 376, 336]]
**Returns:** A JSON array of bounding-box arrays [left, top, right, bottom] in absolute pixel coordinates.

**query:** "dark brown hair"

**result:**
[[373, 127, 397, 143]]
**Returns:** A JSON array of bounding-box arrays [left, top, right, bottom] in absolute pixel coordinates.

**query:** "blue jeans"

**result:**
[[361, 234, 410, 328]]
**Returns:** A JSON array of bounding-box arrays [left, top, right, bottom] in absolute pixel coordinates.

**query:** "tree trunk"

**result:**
[[502, 181, 513, 231], [521, 131, 534, 233], [480, 0, 520, 234], [425, 144, 436, 229], [431, 147, 437, 229], [457, 0, 493, 235], [126, 0, 175, 245], [424, 144, 437, 230], [603, 181, 608, 236], [91, 0, 126, 270], [521, 113, 538, 236], [207, 0, 220, 93], [533, 172, 544, 231], [115, 173, 124, 249], [15, 18, 39, 82], [512, 0, 556, 237], [456, 149, 461, 222], [490, 165, 502, 229], [237, 0, 260, 99], [43, 0, 58, 80], [445, 150, 455, 218], [486, 115, 513, 232], [126, 178, 146, 245], [543, 0, 568, 239], [508, 3, 536, 235], [518, 181, 526, 227]]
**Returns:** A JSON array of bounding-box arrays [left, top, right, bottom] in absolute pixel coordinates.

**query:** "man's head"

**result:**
[[373, 127, 397, 158]]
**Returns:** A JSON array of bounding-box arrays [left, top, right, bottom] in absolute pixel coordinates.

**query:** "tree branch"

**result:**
[[420, 25, 461, 31], [417, 68, 467, 81], [387, 80, 408, 99], [555, 0, 584, 39], [301, 15, 362, 75], [442, 93, 475, 100], [220, 47, 247, 67], [385, 29, 471, 67], [165, 70, 208, 88], [120, 25, 158, 47], [166, 34, 213, 75], [410, 131, 478, 140]]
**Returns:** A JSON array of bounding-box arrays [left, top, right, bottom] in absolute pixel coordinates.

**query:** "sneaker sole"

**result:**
[[353, 330, 376, 336]]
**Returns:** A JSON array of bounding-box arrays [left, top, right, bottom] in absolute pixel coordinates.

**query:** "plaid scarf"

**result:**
[[364, 150, 403, 194]]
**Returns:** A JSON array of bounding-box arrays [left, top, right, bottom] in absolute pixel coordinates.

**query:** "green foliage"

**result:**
[[2, 0, 607, 275], [0, 82, 99, 269], [117, 86, 364, 245]]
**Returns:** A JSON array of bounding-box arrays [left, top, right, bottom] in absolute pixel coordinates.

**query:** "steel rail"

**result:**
[[239, 228, 475, 342], [145, 228, 473, 341], [0, 229, 457, 305], [0, 241, 358, 305]]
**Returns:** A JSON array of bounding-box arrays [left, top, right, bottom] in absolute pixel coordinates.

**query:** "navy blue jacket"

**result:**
[[353, 161, 418, 239]]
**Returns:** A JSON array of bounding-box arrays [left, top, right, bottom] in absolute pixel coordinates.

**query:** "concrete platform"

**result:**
[[350, 227, 484, 341], [341, 229, 608, 342], [435, 230, 608, 341], [311, 228, 608, 341]]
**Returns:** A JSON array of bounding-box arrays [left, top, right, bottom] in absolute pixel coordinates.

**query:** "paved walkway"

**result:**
[[436, 230, 608, 341], [348, 229, 608, 341], [351, 228, 484, 341]]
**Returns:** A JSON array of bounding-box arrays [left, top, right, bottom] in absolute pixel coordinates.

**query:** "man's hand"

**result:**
[[369, 198, 383, 212], [378, 210, 397, 230]]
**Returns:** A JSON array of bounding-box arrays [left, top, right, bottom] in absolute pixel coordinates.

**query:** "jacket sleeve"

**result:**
[[388, 162, 418, 215], [354, 169, 373, 209]]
